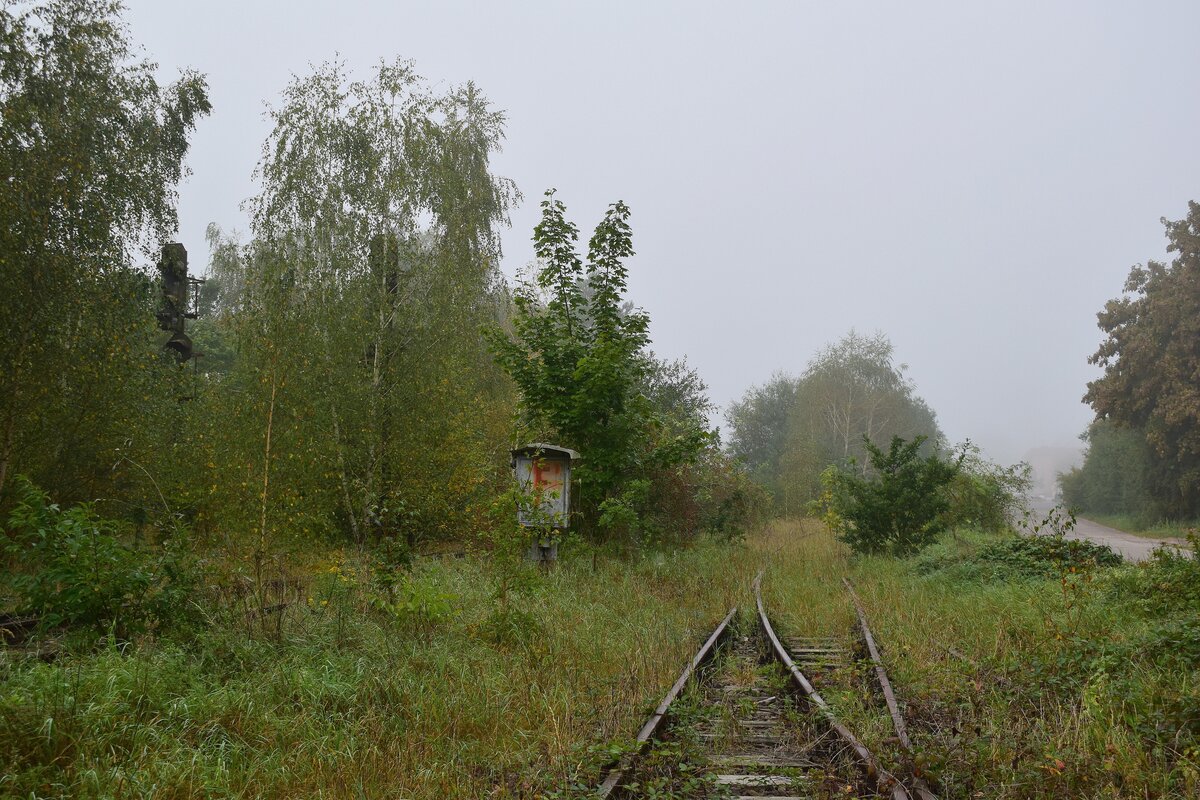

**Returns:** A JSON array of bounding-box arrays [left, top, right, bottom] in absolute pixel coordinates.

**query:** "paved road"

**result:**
[[1067, 517, 1187, 563], [1022, 502, 1189, 562]]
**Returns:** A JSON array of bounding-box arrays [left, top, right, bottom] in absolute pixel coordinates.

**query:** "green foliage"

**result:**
[[3, 478, 198, 635], [920, 507, 1120, 586], [688, 449, 768, 541], [635, 355, 762, 542], [1085, 200, 1200, 518], [0, 0, 210, 508], [921, 533, 1123, 582], [366, 534, 415, 605], [767, 520, 1200, 797], [0, 540, 757, 799], [1111, 616, 1200, 672], [818, 434, 962, 555], [1060, 419, 1161, 522], [475, 488, 550, 646], [369, 572, 458, 637], [1104, 532, 1200, 616], [596, 478, 651, 537], [726, 331, 944, 513], [182, 59, 518, 553], [479, 600, 545, 649], [616, 737, 717, 800], [724, 372, 798, 506], [491, 191, 651, 507], [941, 442, 1032, 532], [490, 191, 727, 542]]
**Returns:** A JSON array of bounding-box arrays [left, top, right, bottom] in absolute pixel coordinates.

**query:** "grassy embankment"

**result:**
[[0, 542, 761, 799], [4, 520, 1198, 799], [761, 519, 1200, 799]]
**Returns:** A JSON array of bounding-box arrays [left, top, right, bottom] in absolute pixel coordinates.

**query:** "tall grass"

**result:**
[[758, 519, 1200, 798], [8, 521, 1196, 798], [1, 542, 759, 799]]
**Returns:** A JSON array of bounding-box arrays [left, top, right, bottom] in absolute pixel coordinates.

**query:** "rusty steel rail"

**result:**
[[597, 606, 738, 797], [843, 579, 911, 749], [843, 578, 938, 800], [754, 571, 911, 800]]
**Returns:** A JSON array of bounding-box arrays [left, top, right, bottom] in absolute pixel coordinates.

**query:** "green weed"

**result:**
[[917, 531, 1122, 582], [761, 518, 1200, 798], [3, 477, 200, 637], [0, 539, 757, 798]]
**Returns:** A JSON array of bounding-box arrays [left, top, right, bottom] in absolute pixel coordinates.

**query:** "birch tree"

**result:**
[[0, 0, 209, 503], [228, 59, 516, 546], [725, 331, 943, 511]]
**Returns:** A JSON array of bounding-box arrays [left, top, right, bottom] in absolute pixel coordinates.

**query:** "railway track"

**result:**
[[599, 571, 930, 799]]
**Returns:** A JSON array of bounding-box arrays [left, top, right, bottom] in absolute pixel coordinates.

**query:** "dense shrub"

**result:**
[[1114, 616, 1200, 670], [919, 533, 1122, 582], [977, 535, 1119, 578], [695, 455, 768, 541], [3, 478, 198, 636], [628, 451, 768, 544], [940, 445, 1031, 532], [817, 434, 962, 556], [1104, 532, 1200, 616]]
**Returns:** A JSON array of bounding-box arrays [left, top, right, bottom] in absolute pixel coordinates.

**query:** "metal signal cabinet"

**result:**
[[510, 444, 579, 529]]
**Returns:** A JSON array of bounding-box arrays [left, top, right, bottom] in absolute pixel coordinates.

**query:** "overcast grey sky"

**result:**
[[124, 0, 1200, 465]]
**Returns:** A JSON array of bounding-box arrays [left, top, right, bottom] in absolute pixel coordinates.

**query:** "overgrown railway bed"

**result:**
[[597, 572, 935, 799]]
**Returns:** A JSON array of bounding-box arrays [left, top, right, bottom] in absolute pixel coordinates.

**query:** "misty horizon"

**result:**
[[123, 0, 1200, 468]]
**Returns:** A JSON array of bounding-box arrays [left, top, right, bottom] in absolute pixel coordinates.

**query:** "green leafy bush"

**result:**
[[919, 534, 1122, 582], [369, 572, 457, 636], [940, 443, 1031, 532], [3, 477, 197, 635], [980, 535, 1118, 578], [1116, 616, 1200, 670], [1104, 532, 1200, 615], [1084, 617, 1200, 743], [694, 454, 767, 541], [817, 434, 962, 556]]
